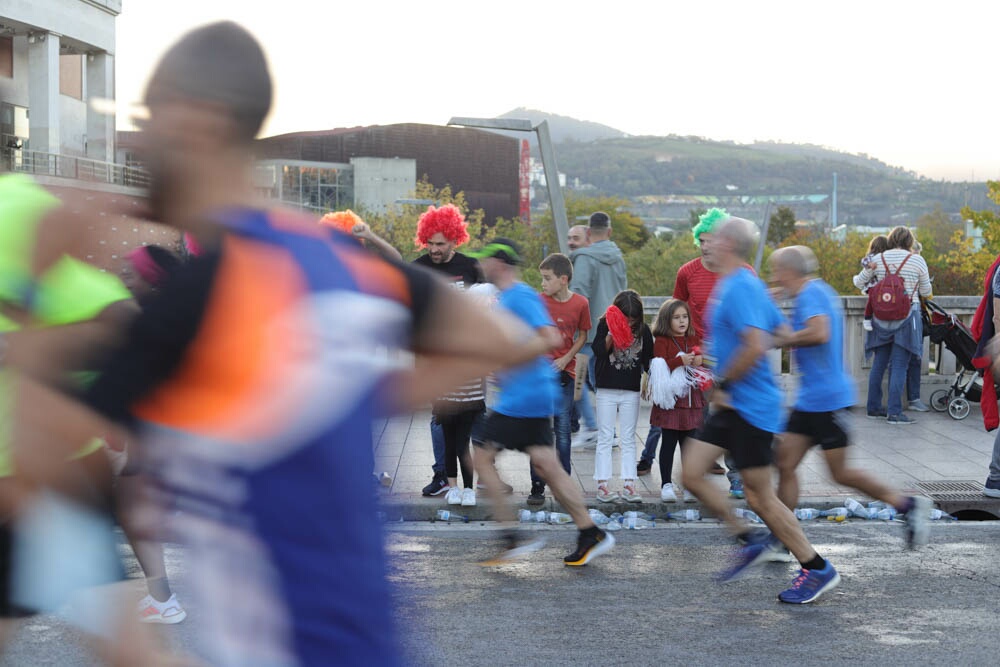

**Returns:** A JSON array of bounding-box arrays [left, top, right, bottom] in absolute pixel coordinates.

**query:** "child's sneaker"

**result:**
[[596, 483, 619, 503], [137, 594, 187, 624], [621, 482, 642, 503], [660, 483, 678, 502]]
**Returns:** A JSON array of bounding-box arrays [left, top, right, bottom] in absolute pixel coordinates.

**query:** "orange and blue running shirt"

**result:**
[[85, 207, 433, 666]]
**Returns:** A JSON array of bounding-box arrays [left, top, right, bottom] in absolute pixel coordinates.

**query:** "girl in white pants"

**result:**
[[591, 290, 653, 503]]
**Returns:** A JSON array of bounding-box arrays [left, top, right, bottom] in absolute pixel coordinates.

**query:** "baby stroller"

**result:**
[[923, 299, 992, 420]]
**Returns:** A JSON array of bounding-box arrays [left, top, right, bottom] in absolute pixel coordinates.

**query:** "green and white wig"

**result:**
[[692, 208, 730, 247]]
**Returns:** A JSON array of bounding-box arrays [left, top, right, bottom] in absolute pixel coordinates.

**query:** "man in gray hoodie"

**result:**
[[569, 212, 628, 447]]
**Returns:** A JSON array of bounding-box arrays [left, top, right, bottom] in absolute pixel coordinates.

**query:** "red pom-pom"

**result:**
[[415, 204, 470, 248], [691, 345, 701, 355], [605, 305, 635, 349]]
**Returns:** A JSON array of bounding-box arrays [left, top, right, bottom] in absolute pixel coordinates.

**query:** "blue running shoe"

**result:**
[[778, 562, 841, 604], [729, 479, 745, 499], [717, 542, 772, 583]]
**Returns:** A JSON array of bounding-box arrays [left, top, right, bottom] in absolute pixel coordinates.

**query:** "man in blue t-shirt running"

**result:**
[[769, 246, 931, 549], [680, 218, 840, 604], [470, 238, 615, 567]]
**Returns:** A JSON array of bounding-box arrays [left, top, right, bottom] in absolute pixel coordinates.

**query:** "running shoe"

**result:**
[[137, 594, 187, 625], [571, 429, 598, 449], [908, 399, 930, 412], [527, 482, 545, 507], [445, 487, 463, 505], [984, 478, 1000, 499], [866, 410, 887, 419], [718, 542, 773, 583], [660, 483, 678, 503], [637, 460, 653, 476], [777, 561, 841, 604], [564, 529, 616, 566], [729, 479, 745, 499], [596, 483, 619, 503], [461, 488, 477, 507], [905, 496, 931, 549], [478, 531, 547, 566], [422, 472, 449, 497]]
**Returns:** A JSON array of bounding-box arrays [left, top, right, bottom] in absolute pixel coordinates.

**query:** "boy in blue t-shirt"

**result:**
[[769, 246, 931, 549], [469, 238, 614, 567]]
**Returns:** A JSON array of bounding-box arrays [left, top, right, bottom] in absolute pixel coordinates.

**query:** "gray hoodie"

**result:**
[[570, 239, 628, 343]]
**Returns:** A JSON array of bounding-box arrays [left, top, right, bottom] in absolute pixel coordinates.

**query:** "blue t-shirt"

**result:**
[[792, 279, 856, 412], [494, 282, 558, 418], [708, 268, 784, 433]]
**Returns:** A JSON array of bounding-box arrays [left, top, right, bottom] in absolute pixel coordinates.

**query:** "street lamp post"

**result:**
[[447, 117, 570, 255]]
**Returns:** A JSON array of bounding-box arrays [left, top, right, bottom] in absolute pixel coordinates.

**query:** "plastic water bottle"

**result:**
[[735, 508, 762, 523], [547, 512, 573, 525], [873, 507, 898, 521], [868, 501, 889, 510], [845, 498, 870, 519], [667, 509, 701, 522], [929, 509, 956, 521], [435, 509, 468, 523], [821, 507, 848, 520], [794, 508, 821, 520], [623, 515, 655, 530], [588, 509, 611, 525], [624, 511, 656, 521], [604, 513, 623, 531]]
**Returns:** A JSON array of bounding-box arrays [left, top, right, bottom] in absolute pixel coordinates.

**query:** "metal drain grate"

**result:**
[[915, 480, 985, 501], [915, 480, 1000, 519]]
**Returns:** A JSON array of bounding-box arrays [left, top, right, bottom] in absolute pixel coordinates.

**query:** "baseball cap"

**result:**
[[468, 237, 522, 265]]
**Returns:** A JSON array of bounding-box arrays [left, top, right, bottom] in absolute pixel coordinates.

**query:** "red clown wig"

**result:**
[[319, 209, 364, 234], [415, 204, 469, 248]]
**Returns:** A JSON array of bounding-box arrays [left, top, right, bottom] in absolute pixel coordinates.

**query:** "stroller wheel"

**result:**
[[929, 389, 951, 412], [948, 397, 971, 420]]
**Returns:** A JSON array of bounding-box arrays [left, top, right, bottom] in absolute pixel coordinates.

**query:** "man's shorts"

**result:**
[[693, 408, 773, 470], [785, 409, 850, 450], [472, 410, 553, 452]]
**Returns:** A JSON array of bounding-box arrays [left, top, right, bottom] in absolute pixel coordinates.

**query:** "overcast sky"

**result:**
[[115, 0, 999, 181]]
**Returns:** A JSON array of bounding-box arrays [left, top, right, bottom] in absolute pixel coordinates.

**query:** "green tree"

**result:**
[[767, 206, 796, 246], [533, 193, 650, 253], [688, 207, 707, 228]]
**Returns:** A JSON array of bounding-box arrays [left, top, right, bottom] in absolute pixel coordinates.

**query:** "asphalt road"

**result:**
[[1, 521, 998, 666], [390, 521, 1000, 667]]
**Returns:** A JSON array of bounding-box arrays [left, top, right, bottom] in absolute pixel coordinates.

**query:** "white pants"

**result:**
[[594, 388, 639, 481]]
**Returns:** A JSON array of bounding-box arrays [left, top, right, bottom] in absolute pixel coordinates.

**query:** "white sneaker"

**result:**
[[461, 488, 477, 507], [660, 483, 678, 502], [596, 483, 619, 502], [445, 487, 463, 505], [137, 594, 187, 624], [571, 429, 598, 449], [682, 488, 697, 503]]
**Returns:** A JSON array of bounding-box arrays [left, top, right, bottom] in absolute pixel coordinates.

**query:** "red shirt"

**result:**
[[542, 292, 591, 377], [673, 258, 755, 338], [673, 258, 718, 338]]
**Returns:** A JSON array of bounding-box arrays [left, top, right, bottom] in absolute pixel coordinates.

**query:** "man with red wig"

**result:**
[[412, 205, 490, 498]]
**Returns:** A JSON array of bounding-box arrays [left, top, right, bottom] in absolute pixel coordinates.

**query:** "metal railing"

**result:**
[[1, 147, 150, 189]]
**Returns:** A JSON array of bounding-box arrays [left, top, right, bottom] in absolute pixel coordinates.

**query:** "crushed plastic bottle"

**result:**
[[588, 509, 611, 525], [622, 515, 655, 530], [546, 512, 573, 525], [435, 509, 468, 523], [624, 511, 656, 521], [868, 500, 889, 510], [794, 508, 822, 520], [604, 513, 623, 531], [929, 509, 957, 521], [845, 498, 870, 519], [872, 507, 898, 521], [667, 509, 701, 522], [734, 508, 762, 523], [821, 507, 848, 520]]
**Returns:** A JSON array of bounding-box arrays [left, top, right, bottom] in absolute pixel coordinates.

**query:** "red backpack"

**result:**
[[868, 253, 913, 321]]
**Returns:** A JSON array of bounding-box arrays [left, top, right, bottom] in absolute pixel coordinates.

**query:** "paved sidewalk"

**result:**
[[373, 401, 996, 516]]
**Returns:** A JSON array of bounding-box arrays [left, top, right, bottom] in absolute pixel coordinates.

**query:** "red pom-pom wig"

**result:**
[[415, 204, 470, 248], [605, 305, 635, 349], [320, 209, 363, 234]]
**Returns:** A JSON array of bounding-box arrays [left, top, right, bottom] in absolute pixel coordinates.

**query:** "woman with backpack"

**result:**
[[853, 226, 932, 424]]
